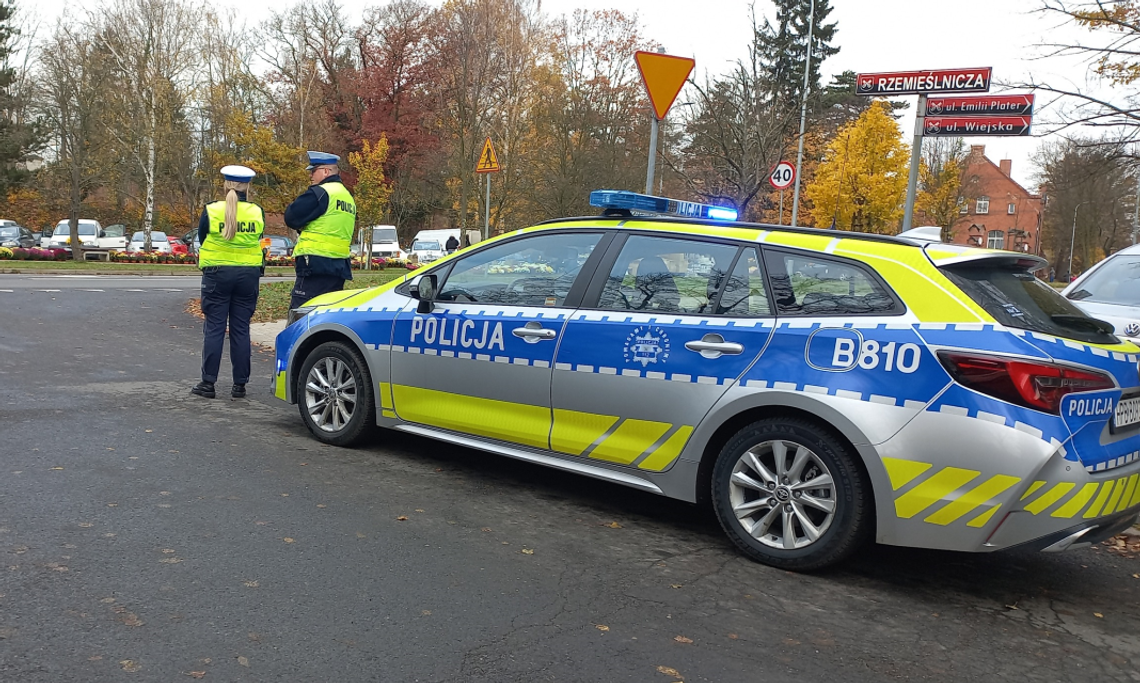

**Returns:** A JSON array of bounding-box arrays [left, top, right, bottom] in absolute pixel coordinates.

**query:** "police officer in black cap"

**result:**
[[285, 151, 356, 310]]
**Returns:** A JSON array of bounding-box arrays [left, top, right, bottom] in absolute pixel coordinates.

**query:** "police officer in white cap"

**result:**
[[285, 151, 356, 310], [191, 165, 265, 400]]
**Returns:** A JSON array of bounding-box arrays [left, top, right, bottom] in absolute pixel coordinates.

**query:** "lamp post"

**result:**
[[1068, 201, 1087, 283]]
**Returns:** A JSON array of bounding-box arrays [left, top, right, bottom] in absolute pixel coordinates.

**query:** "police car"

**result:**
[[273, 191, 1140, 570]]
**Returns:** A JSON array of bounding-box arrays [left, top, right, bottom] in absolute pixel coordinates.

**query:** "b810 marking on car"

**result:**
[[833, 338, 922, 373]]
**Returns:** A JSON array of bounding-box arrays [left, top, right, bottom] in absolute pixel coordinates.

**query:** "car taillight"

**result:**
[[938, 351, 1115, 414]]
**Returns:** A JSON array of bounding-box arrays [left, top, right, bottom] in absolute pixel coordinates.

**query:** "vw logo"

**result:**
[[1125, 323, 1140, 337]]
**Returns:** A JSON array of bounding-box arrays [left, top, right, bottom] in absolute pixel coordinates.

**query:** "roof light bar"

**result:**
[[589, 190, 738, 221]]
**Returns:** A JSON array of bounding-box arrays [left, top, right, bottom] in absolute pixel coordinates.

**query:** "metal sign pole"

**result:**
[[902, 94, 927, 232], [645, 116, 660, 195], [790, 0, 816, 227], [778, 190, 784, 225], [484, 173, 491, 241]]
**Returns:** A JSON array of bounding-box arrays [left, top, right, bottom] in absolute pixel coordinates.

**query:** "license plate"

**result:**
[[1113, 397, 1140, 431]]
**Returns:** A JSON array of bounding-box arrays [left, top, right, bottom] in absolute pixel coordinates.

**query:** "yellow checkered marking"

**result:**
[[894, 467, 981, 519], [882, 457, 933, 491], [1021, 481, 1046, 501], [551, 409, 619, 456], [589, 419, 671, 466], [274, 370, 288, 401], [1051, 483, 1099, 519], [391, 384, 550, 450], [1118, 474, 1139, 513], [924, 474, 1020, 526], [1084, 481, 1115, 518], [1131, 475, 1140, 508], [967, 504, 1003, 528], [638, 426, 694, 472], [378, 382, 394, 410], [1104, 477, 1129, 514], [1024, 483, 1076, 515]]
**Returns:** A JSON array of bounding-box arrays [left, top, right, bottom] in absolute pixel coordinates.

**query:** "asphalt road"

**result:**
[[1, 274, 1139, 682]]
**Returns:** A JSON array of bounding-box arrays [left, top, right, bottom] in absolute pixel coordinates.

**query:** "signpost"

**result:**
[[769, 161, 796, 225], [925, 94, 1034, 117], [475, 137, 500, 240], [855, 65, 1034, 232], [923, 115, 1032, 137], [634, 50, 695, 195]]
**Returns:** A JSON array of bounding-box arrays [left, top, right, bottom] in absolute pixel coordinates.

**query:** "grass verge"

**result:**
[[253, 270, 406, 323]]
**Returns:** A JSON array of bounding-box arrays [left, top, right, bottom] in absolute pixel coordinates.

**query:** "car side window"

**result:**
[[597, 235, 739, 315], [437, 232, 601, 307], [763, 250, 903, 316], [717, 248, 771, 316]]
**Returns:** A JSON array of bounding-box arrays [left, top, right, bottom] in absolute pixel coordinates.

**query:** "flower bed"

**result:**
[[0, 247, 71, 261], [267, 255, 419, 271], [109, 251, 198, 265]]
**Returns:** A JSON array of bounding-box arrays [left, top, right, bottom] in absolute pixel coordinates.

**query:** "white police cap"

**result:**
[[220, 165, 256, 183], [306, 151, 340, 170]]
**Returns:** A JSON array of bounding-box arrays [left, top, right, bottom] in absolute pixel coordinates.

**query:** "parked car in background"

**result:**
[[0, 224, 35, 249], [181, 229, 201, 255], [48, 220, 102, 250], [99, 224, 130, 251], [263, 235, 294, 258], [169, 237, 189, 256], [127, 231, 172, 254], [351, 225, 405, 260], [1064, 243, 1140, 345]]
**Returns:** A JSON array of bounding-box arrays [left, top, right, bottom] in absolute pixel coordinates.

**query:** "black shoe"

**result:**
[[191, 381, 216, 399], [231, 384, 247, 399]]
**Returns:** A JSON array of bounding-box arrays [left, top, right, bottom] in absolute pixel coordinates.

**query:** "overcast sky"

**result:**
[[31, 0, 1102, 190]]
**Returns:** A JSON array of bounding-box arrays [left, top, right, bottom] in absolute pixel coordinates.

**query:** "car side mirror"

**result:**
[[414, 273, 437, 314], [99, 230, 106, 238]]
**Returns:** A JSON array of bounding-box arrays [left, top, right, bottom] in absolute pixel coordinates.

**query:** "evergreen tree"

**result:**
[[0, 1, 38, 193], [752, 0, 838, 103]]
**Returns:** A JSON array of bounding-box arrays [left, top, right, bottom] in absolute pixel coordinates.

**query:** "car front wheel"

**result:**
[[297, 341, 376, 447], [712, 417, 869, 571]]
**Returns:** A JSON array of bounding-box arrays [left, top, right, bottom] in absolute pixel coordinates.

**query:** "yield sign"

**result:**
[[634, 51, 695, 120], [476, 137, 501, 173]]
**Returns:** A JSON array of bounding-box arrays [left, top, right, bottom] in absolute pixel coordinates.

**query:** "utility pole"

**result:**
[[789, 0, 816, 227], [901, 95, 927, 232]]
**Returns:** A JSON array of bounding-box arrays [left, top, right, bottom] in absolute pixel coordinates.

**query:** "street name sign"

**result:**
[[476, 137, 501, 173], [923, 115, 1032, 137], [855, 67, 992, 96], [634, 51, 696, 120], [925, 94, 1034, 117], [769, 161, 796, 190]]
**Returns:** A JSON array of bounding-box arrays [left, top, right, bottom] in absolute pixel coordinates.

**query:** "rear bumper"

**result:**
[[1014, 505, 1139, 553]]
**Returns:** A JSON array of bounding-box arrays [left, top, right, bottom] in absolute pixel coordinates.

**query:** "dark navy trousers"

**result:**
[[289, 273, 345, 310], [200, 266, 260, 385]]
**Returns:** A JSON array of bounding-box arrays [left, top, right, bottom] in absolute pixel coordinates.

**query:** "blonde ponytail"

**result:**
[[221, 179, 250, 240]]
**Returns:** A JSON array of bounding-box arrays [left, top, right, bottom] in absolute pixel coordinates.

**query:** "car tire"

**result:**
[[297, 341, 376, 447], [712, 417, 870, 571]]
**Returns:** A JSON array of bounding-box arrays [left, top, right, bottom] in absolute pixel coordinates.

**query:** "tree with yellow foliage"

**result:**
[[804, 100, 909, 234], [349, 136, 393, 231], [207, 112, 308, 215], [916, 138, 966, 241]]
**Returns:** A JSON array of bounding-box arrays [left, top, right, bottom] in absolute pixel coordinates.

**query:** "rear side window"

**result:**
[[942, 265, 1118, 345], [763, 250, 903, 316]]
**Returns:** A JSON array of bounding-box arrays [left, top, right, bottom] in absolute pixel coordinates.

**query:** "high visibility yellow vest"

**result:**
[[198, 201, 265, 268], [293, 181, 355, 259]]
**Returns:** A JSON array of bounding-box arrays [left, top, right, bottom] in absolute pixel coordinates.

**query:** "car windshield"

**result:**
[[942, 263, 1118, 345], [268, 236, 289, 246], [1068, 256, 1140, 306], [103, 225, 126, 238], [413, 240, 440, 251], [131, 231, 168, 242], [372, 227, 398, 243], [54, 222, 99, 236], [0, 227, 18, 237]]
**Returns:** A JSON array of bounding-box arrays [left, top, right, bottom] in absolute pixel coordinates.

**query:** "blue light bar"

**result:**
[[590, 190, 738, 221]]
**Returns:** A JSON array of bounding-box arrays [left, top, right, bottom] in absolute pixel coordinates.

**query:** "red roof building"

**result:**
[[948, 145, 1043, 253]]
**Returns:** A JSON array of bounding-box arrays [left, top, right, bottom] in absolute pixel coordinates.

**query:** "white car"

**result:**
[[127, 231, 172, 254], [408, 238, 444, 263], [1064, 243, 1140, 344], [353, 225, 406, 260], [49, 220, 101, 249]]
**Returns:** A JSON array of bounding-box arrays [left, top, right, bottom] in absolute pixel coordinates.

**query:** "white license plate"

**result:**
[[1113, 397, 1140, 431]]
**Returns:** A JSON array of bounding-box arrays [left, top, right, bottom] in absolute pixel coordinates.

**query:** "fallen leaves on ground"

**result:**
[[673, 636, 693, 644], [159, 558, 183, 564], [283, 538, 295, 544], [119, 660, 141, 672], [1103, 532, 1140, 558], [1094, 612, 1104, 618], [237, 656, 249, 667], [396, 516, 408, 521], [186, 671, 206, 679], [595, 624, 609, 632], [670, 584, 682, 589], [604, 521, 622, 529], [521, 548, 534, 555], [120, 613, 144, 627], [243, 580, 259, 588], [656, 665, 682, 679]]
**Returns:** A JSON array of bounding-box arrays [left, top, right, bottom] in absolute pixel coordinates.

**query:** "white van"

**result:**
[[409, 229, 481, 263], [352, 225, 406, 260]]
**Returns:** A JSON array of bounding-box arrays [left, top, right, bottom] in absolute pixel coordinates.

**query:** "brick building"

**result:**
[[948, 145, 1043, 253]]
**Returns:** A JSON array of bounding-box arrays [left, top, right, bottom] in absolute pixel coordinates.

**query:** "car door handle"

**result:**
[[685, 334, 744, 358], [512, 322, 557, 342]]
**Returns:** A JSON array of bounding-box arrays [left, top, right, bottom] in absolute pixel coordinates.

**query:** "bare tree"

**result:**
[[94, 0, 202, 249], [39, 21, 110, 261]]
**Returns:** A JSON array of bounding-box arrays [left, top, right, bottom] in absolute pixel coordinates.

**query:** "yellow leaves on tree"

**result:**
[[348, 137, 393, 229], [1073, 1, 1140, 85], [804, 101, 909, 234], [916, 156, 963, 242], [207, 112, 308, 215]]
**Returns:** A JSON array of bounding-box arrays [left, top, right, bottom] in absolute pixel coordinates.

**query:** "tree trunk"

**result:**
[[144, 93, 157, 252]]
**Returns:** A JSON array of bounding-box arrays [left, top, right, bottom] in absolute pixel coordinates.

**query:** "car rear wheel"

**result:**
[[712, 417, 869, 571], [297, 341, 376, 447]]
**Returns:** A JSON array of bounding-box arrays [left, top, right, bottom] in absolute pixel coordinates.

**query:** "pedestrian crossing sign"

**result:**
[[476, 137, 501, 174]]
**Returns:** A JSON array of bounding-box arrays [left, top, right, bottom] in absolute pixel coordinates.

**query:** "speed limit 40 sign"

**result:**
[[769, 161, 796, 190]]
